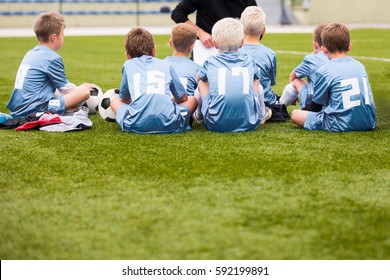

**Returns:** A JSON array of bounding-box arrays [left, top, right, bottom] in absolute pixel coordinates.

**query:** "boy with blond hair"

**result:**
[[196, 17, 263, 132], [7, 11, 95, 117], [239, 6, 279, 107], [291, 23, 376, 132], [110, 27, 197, 134], [164, 23, 201, 96], [279, 24, 329, 107]]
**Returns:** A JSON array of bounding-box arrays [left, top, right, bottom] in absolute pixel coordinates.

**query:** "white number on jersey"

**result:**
[[133, 71, 166, 100], [217, 67, 250, 95], [14, 64, 30, 89], [341, 77, 372, 109]]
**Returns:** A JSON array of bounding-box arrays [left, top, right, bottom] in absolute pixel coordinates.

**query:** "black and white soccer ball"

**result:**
[[98, 88, 119, 122], [84, 85, 103, 114]]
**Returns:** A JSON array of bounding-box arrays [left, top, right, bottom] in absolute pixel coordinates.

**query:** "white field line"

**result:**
[[275, 50, 390, 63]]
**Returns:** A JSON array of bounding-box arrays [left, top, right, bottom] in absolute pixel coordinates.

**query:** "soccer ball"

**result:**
[[84, 85, 103, 114], [98, 88, 119, 122]]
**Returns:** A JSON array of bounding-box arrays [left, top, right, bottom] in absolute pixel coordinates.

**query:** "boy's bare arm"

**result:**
[[289, 71, 297, 83], [174, 93, 188, 104]]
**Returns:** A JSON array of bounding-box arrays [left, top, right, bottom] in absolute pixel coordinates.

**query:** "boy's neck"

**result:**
[[328, 52, 348, 60], [39, 41, 55, 51], [243, 35, 261, 44], [313, 47, 322, 54], [218, 50, 238, 54], [173, 50, 190, 57]]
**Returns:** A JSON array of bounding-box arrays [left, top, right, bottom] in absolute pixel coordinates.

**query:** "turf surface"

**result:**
[[0, 29, 389, 259]]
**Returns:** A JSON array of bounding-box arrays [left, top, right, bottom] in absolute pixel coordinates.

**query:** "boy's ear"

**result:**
[[313, 40, 319, 50], [169, 38, 173, 48], [50, 33, 57, 43], [348, 42, 352, 52], [125, 51, 131, 59], [188, 43, 195, 53], [262, 26, 266, 36], [321, 46, 331, 58], [239, 39, 244, 49]]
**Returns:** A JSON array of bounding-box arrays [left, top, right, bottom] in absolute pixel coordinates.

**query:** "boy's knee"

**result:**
[[110, 95, 123, 114], [291, 109, 306, 127], [81, 87, 91, 100], [291, 109, 298, 123]]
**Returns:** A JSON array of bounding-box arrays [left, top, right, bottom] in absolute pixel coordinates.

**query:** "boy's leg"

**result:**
[[62, 83, 92, 110], [279, 83, 298, 105], [178, 96, 198, 128], [110, 95, 127, 114], [298, 84, 311, 109], [49, 83, 92, 115], [180, 96, 198, 115], [194, 81, 210, 124], [291, 109, 310, 127], [254, 80, 272, 124], [293, 79, 307, 94], [280, 79, 307, 106]]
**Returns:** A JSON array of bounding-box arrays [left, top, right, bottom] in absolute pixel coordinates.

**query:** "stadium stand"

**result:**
[[0, 0, 291, 28], [0, 0, 184, 27]]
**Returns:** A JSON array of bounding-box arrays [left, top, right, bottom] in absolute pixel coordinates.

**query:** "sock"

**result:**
[[256, 84, 267, 119], [194, 89, 202, 116], [280, 83, 299, 106]]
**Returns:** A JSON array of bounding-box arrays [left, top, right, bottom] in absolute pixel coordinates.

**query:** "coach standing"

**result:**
[[171, 0, 258, 48]]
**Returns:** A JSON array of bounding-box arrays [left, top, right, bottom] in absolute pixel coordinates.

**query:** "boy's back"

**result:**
[[164, 56, 201, 96], [309, 56, 376, 131], [199, 51, 261, 132], [7, 45, 68, 117], [118, 55, 189, 134], [294, 51, 329, 107], [239, 43, 278, 106], [294, 51, 329, 88]]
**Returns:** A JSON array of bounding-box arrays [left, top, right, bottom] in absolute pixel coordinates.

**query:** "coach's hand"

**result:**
[[198, 30, 214, 48]]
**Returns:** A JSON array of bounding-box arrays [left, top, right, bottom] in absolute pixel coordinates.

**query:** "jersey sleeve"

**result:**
[[169, 66, 187, 100], [253, 60, 260, 80], [119, 66, 131, 101], [46, 57, 69, 89], [312, 71, 330, 105], [199, 60, 209, 82], [270, 54, 277, 86], [171, 0, 198, 23], [294, 55, 311, 78]]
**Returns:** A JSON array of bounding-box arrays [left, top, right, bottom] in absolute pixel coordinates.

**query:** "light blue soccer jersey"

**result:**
[[7, 45, 69, 117], [199, 51, 262, 132], [164, 56, 201, 96], [305, 56, 376, 132], [294, 51, 329, 108], [117, 55, 190, 134], [239, 44, 278, 106]]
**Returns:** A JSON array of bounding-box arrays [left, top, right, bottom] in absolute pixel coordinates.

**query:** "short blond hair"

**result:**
[[171, 23, 197, 53], [240, 6, 266, 37], [212, 18, 244, 52], [33, 11, 65, 42]]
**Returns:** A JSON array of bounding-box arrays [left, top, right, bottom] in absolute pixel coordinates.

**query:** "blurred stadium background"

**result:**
[[0, 0, 389, 29]]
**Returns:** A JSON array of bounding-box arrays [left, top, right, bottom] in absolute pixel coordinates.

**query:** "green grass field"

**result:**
[[0, 29, 389, 260]]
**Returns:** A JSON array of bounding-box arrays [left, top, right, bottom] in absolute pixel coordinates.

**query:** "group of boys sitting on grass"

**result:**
[[3, 6, 376, 133]]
